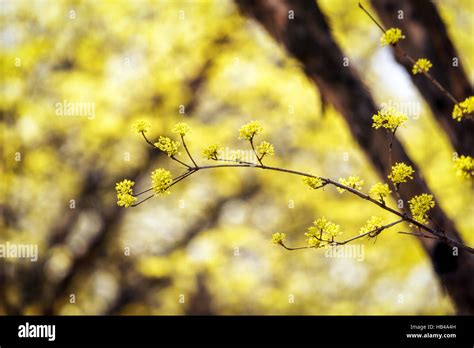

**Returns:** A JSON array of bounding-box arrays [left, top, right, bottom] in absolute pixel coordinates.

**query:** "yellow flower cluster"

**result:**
[[369, 182, 392, 200], [412, 58, 432, 74], [452, 96, 474, 121], [256, 141, 274, 157], [337, 176, 364, 193], [115, 179, 137, 208], [372, 108, 408, 131], [303, 176, 324, 190], [408, 194, 435, 224], [154, 136, 180, 156], [132, 120, 151, 134], [272, 232, 286, 245], [305, 217, 341, 248], [388, 162, 414, 185], [202, 144, 222, 160], [380, 28, 405, 46], [151, 169, 173, 195], [172, 122, 190, 136], [239, 120, 263, 140], [359, 216, 383, 235], [454, 155, 473, 179]]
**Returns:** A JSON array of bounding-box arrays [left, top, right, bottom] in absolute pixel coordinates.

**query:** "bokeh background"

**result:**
[[1, 0, 473, 315]]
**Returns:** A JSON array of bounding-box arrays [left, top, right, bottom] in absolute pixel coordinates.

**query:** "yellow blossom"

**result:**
[[172, 122, 190, 136], [409, 194, 435, 224], [272, 232, 286, 245], [452, 96, 474, 121], [202, 144, 222, 160], [151, 169, 173, 195], [154, 136, 180, 156], [388, 162, 414, 185], [239, 121, 263, 140], [454, 155, 473, 179], [303, 176, 324, 190], [369, 182, 392, 200], [337, 176, 364, 193], [380, 28, 405, 46], [412, 58, 432, 74], [132, 120, 151, 134], [115, 179, 137, 208], [359, 216, 384, 235], [305, 217, 341, 248], [372, 108, 408, 131], [256, 141, 274, 157]]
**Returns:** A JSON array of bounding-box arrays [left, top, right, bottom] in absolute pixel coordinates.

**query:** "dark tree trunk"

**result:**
[[236, 0, 474, 314], [371, 0, 474, 156]]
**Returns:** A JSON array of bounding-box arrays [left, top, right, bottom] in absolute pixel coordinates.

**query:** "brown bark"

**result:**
[[236, 0, 474, 314], [371, 0, 474, 156]]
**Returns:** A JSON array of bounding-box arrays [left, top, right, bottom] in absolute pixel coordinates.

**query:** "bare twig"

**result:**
[[181, 135, 198, 167]]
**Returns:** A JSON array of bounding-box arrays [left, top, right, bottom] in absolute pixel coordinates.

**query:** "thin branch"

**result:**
[[140, 131, 155, 148], [187, 163, 473, 254], [398, 231, 440, 240], [359, 2, 460, 105], [131, 169, 197, 207], [280, 244, 313, 251], [387, 128, 406, 215], [133, 170, 194, 197], [170, 155, 192, 169], [280, 219, 404, 250], [140, 131, 191, 169], [181, 135, 198, 167], [249, 137, 263, 166], [393, 46, 459, 104], [358, 2, 385, 33], [129, 144, 474, 253]]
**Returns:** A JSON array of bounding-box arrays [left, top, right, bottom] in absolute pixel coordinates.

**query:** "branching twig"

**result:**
[[280, 219, 404, 250], [130, 154, 474, 253], [141, 131, 192, 169]]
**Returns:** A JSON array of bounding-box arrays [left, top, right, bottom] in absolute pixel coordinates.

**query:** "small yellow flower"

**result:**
[[154, 136, 180, 156], [151, 169, 173, 195], [272, 232, 286, 245], [369, 182, 392, 200], [409, 194, 435, 224], [303, 176, 324, 190], [239, 121, 263, 140], [305, 217, 341, 248], [452, 104, 463, 121], [132, 120, 151, 134], [337, 176, 364, 193], [452, 96, 474, 121], [412, 58, 432, 74], [115, 179, 137, 208], [372, 108, 408, 132], [202, 144, 222, 160], [359, 216, 384, 235], [454, 155, 473, 179], [388, 162, 414, 185], [380, 28, 405, 46], [256, 141, 274, 157], [172, 122, 190, 137]]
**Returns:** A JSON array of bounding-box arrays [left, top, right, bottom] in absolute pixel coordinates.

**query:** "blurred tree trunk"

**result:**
[[236, 0, 474, 314], [370, 0, 474, 157]]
